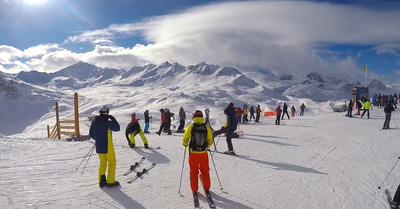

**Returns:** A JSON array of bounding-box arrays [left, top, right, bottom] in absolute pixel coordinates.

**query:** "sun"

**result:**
[[24, 0, 47, 4]]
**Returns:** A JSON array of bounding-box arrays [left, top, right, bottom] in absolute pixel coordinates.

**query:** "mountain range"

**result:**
[[0, 61, 397, 135]]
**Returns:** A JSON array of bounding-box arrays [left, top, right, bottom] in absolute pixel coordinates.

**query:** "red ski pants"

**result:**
[[188, 152, 211, 192]]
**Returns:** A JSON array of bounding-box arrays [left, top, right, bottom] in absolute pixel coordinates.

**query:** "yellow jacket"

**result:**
[[183, 117, 213, 154]]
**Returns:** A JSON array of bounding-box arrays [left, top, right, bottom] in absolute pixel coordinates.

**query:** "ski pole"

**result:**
[[76, 144, 95, 171], [378, 157, 400, 189], [209, 149, 223, 190], [80, 146, 95, 175], [178, 147, 187, 194]]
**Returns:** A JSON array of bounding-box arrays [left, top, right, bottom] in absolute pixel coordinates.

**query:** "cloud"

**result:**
[[2, 1, 400, 82]]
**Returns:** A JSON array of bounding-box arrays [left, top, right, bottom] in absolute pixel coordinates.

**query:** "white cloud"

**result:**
[[2, 1, 400, 82]]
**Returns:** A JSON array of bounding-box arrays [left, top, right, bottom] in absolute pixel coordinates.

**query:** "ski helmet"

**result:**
[[131, 112, 136, 117], [192, 110, 203, 119], [99, 106, 109, 115]]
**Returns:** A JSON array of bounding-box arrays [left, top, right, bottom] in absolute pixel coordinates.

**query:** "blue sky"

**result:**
[[1, 0, 400, 83]]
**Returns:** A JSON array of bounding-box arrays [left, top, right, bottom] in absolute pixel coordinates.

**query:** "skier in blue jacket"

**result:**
[[89, 106, 120, 188]]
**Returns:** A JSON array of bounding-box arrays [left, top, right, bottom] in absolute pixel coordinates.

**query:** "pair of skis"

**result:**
[[123, 156, 156, 183], [193, 190, 216, 209]]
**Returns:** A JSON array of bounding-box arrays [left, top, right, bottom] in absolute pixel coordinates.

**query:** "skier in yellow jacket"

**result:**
[[182, 110, 214, 195], [361, 99, 372, 119]]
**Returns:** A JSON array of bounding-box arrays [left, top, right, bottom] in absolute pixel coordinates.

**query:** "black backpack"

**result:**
[[189, 123, 208, 151]]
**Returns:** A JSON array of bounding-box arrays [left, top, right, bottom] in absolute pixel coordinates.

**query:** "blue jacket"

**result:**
[[89, 114, 120, 154], [224, 106, 238, 133]]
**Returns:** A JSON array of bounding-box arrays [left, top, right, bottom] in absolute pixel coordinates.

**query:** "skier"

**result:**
[[361, 99, 371, 119], [164, 108, 174, 133], [249, 106, 255, 122], [182, 110, 214, 200], [356, 100, 362, 115], [383, 102, 395, 129], [242, 104, 249, 123], [156, 108, 171, 135], [255, 105, 262, 122], [125, 112, 149, 148], [177, 107, 186, 133], [275, 105, 282, 125], [236, 107, 242, 124], [346, 99, 353, 117], [89, 106, 120, 188], [281, 103, 290, 120], [291, 105, 296, 117], [224, 102, 238, 155], [143, 110, 151, 133], [300, 103, 306, 116]]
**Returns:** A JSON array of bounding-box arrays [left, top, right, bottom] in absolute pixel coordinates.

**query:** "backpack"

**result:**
[[189, 123, 208, 151]]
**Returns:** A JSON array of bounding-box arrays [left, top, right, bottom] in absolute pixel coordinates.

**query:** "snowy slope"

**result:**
[[1, 105, 400, 209]]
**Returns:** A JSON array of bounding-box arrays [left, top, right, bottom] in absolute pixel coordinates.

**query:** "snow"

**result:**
[[2, 62, 400, 208], [1, 105, 400, 208]]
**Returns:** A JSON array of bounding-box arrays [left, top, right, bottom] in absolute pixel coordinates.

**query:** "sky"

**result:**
[[1, 0, 400, 82]]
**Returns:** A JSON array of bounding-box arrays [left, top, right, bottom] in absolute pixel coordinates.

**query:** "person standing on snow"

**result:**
[[291, 105, 296, 117], [300, 103, 306, 116], [249, 106, 255, 122], [177, 107, 186, 133], [242, 105, 249, 123], [224, 102, 238, 155], [125, 112, 149, 148], [236, 107, 242, 124], [361, 99, 372, 119], [255, 105, 262, 122], [346, 100, 353, 117], [275, 105, 282, 125], [143, 110, 151, 133], [383, 102, 395, 129], [89, 106, 120, 188], [182, 110, 214, 198], [156, 108, 171, 135], [281, 103, 290, 120]]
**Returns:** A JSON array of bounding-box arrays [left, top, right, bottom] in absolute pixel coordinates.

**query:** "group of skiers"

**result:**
[[235, 104, 262, 123], [345, 93, 397, 130], [275, 103, 306, 125]]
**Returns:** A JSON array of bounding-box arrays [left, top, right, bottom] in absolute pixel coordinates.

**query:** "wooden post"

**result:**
[[55, 102, 61, 140], [47, 125, 50, 138], [74, 92, 80, 137]]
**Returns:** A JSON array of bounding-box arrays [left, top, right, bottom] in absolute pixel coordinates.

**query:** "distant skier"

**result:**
[[346, 100, 353, 117], [242, 104, 249, 123], [356, 100, 362, 115], [236, 107, 242, 124], [249, 106, 255, 122], [361, 99, 371, 119], [164, 108, 174, 133], [177, 107, 186, 133], [255, 105, 262, 122], [300, 103, 306, 116], [291, 105, 296, 117], [89, 106, 120, 188], [182, 110, 214, 197], [143, 110, 151, 133], [281, 103, 290, 120], [383, 102, 395, 129], [125, 112, 149, 148], [275, 105, 282, 125], [156, 108, 171, 135]]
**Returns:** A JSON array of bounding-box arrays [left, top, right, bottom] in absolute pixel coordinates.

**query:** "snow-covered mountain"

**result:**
[[2, 61, 399, 136]]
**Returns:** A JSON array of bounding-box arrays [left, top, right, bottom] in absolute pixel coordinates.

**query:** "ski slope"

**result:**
[[1, 106, 399, 209]]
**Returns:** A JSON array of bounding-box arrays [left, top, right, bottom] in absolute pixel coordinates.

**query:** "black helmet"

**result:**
[[99, 106, 109, 115], [192, 110, 203, 118]]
